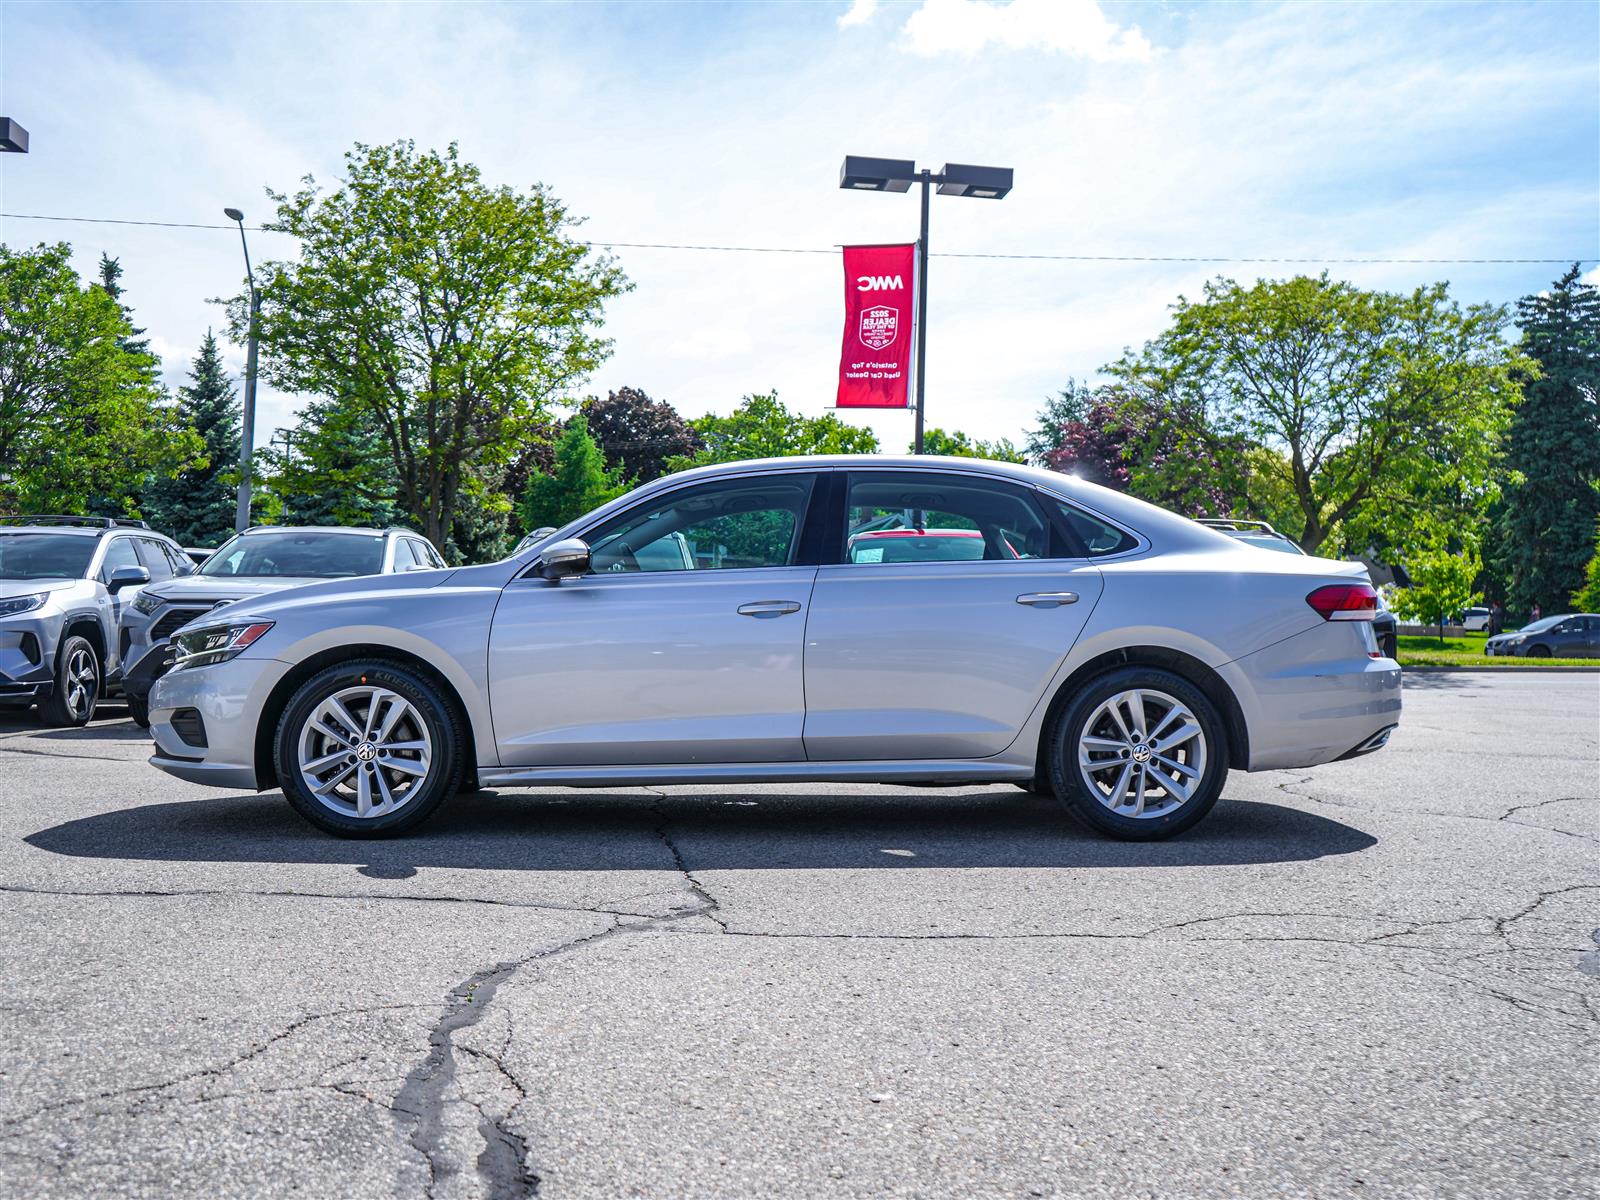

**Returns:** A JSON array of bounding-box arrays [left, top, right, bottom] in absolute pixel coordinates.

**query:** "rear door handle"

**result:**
[[1016, 592, 1079, 608], [737, 600, 803, 618]]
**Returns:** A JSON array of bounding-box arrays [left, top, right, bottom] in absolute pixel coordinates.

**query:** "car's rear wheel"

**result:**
[[1047, 667, 1229, 841], [126, 694, 150, 728], [274, 661, 464, 837], [38, 635, 101, 728]]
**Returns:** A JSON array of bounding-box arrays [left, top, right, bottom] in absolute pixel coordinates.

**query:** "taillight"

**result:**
[[1306, 583, 1377, 622]]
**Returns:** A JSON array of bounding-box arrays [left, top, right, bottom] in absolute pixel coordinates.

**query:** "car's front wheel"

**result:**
[[126, 694, 150, 728], [38, 635, 101, 727], [274, 661, 464, 837], [1047, 667, 1230, 841]]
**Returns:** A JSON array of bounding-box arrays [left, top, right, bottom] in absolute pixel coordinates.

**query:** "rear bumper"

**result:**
[[1221, 623, 1403, 772]]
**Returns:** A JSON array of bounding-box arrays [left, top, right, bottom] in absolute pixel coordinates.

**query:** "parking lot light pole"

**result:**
[[224, 207, 260, 534], [839, 156, 1013, 453]]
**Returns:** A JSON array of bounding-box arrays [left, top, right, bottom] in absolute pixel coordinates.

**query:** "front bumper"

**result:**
[[0, 617, 59, 702], [148, 654, 291, 791], [121, 643, 178, 705]]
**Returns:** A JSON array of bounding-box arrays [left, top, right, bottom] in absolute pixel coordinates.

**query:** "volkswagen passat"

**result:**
[[146, 457, 1401, 840]]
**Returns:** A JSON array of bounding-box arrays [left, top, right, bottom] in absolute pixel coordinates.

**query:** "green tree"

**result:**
[[1393, 545, 1482, 644], [580, 387, 701, 483], [261, 395, 400, 529], [142, 331, 241, 546], [1025, 381, 1093, 465], [1571, 520, 1600, 612], [1111, 275, 1522, 556], [1489, 266, 1600, 613], [0, 243, 200, 514], [519, 415, 629, 531], [919, 427, 1025, 462], [95, 254, 152, 360], [229, 140, 630, 549], [671, 392, 879, 470]]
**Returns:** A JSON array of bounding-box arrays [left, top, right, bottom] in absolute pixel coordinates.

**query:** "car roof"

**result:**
[[854, 527, 982, 538], [611, 455, 1239, 555], [235, 525, 414, 537]]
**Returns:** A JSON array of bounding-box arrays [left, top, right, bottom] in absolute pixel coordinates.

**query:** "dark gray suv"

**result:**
[[0, 516, 191, 725]]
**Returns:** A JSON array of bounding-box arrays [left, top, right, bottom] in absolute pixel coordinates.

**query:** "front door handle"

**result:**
[[1016, 592, 1079, 608], [737, 600, 803, 618]]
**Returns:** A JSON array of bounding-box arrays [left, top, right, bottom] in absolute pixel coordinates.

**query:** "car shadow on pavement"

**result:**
[[25, 786, 1376, 873]]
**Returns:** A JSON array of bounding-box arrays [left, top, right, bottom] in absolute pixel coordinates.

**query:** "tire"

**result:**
[[1526, 644, 1551, 659], [274, 660, 464, 838], [1046, 666, 1230, 841], [126, 694, 151, 728], [38, 635, 102, 728]]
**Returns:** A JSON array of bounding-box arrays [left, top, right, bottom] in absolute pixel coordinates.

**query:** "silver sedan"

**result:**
[[146, 457, 1401, 840]]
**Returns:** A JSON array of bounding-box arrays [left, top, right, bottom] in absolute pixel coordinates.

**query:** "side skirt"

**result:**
[[475, 759, 1034, 789]]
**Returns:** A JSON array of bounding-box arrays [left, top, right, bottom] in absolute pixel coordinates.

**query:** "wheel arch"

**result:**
[[58, 615, 107, 665], [1032, 645, 1249, 780], [253, 644, 479, 791]]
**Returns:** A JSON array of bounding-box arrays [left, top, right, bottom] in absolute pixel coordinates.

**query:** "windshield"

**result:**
[[1516, 615, 1565, 634], [0, 534, 96, 580], [199, 531, 386, 578]]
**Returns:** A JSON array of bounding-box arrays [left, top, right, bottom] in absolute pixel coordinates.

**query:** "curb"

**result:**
[[1402, 665, 1600, 674]]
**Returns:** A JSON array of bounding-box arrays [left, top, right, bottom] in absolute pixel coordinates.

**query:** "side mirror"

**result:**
[[108, 565, 151, 592], [536, 537, 590, 582], [402, 562, 434, 573]]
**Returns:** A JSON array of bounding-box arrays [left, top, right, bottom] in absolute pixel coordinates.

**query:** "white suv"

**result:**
[[0, 516, 189, 726], [120, 525, 443, 726]]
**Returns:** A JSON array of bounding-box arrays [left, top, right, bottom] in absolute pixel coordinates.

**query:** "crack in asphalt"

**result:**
[[0, 882, 663, 921], [0, 1002, 433, 1134], [1276, 775, 1599, 842], [388, 796, 730, 1198]]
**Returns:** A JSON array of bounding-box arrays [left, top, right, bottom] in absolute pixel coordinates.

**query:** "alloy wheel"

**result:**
[[1077, 688, 1207, 819], [63, 646, 99, 721], [296, 686, 434, 820]]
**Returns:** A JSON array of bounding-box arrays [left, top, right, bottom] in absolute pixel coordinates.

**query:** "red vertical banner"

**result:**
[[836, 243, 916, 408]]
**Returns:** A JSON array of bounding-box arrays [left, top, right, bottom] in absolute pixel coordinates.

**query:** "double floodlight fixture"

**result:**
[[837, 155, 1012, 199], [0, 118, 29, 154]]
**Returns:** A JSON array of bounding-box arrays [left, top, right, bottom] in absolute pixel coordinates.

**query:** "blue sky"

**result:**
[[1, 0, 1595, 448]]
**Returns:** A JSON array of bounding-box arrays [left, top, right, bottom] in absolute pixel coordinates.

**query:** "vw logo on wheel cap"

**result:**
[[1131, 743, 1153, 763], [355, 742, 378, 762]]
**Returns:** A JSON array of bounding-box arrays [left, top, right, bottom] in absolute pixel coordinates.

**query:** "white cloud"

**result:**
[[0, 0, 1591, 454], [900, 0, 1153, 62], [836, 0, 877, 30]]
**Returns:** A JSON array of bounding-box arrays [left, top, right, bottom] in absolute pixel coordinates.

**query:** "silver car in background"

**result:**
[[0, 517, 189, 726], [119, 525, 445, 726], [147, 457, 1401, 841]]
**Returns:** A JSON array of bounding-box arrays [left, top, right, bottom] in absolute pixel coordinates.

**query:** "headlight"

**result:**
[[0, 592, 48, 618], [131, 590, 165, 615], [172, 620, 274, 669]]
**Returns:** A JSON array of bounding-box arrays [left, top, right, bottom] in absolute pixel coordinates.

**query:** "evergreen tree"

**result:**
[[96, 254, 151, 359], [519, 415, 629, 532], [142, 331, 241, 546], [1490, 266, 1600, 613], [262, 395, 400, 530]]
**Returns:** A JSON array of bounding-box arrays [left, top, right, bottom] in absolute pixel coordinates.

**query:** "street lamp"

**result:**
[[224, 207, 260, 534], [0, 118, 29, 153], [839, 156, 1013, 453]]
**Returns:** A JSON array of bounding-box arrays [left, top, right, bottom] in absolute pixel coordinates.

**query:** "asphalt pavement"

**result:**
[[0, 671, 1595, 1199]]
